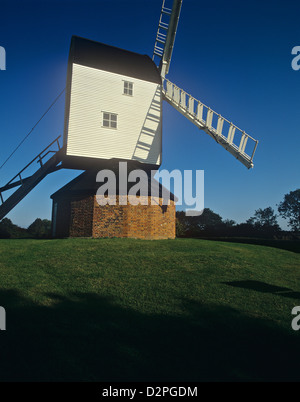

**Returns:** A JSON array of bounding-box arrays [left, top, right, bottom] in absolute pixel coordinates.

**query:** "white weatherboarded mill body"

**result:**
[[63, 36, 162, 170]]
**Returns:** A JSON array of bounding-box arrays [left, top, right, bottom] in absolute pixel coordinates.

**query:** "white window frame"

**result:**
[[102, 112, 118, 129], [123, 80, 133, 96]]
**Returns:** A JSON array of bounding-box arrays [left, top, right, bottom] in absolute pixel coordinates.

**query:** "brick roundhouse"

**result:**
[[51, 170, 176, 240]]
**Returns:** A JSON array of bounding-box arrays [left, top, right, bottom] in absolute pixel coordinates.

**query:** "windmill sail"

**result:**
[[163, 78, 258, 169], [152, 0, 183, 77]]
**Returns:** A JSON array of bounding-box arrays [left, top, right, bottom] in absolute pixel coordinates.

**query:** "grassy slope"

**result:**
[[0, 238, 299, 381]]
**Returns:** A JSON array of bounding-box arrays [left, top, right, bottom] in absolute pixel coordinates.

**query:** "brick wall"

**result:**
[[53, 194, 175, 239], [69, 195, 94, 237], [93, 195, 175, 239]]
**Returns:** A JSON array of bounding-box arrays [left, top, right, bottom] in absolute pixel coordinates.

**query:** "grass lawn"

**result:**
[[0, 237, 299, 382]]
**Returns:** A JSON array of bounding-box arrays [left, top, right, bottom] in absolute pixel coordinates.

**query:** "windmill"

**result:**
[[0, 0, 258, 239]]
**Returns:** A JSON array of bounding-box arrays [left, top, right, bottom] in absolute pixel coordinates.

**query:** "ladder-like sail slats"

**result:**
[[152, 0, 183, 77], [216, 116, 224, 135], [162, 78, 258, 169], [188, 97, 194, 115], [196, 102, 203, 121], [228, 124, 236, 145], [206, 108, 213, 129]]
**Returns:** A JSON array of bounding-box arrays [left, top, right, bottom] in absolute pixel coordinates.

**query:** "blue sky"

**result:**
[[0, 0, 299, 229]]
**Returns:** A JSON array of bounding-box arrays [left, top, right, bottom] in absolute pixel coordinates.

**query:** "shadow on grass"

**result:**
[[200, 237, 300, 254], [224, 280, 300, 301], [0, 289, 300, 382]]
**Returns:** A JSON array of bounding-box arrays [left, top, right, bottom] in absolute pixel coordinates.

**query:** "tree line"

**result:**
[[0, 218, 51, 239], [177, 189, 300, 239], [0, 189, 299, 240]]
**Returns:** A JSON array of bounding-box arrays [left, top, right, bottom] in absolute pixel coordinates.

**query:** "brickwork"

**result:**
[[69, 195, 94, 237], [92, 196, 176, 239], [51, 171, 176, 240], [52, 194, 175, 239]]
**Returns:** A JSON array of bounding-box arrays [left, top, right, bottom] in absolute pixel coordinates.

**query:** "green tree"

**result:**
[[176, 218, 186, 237], [222, 219, 236, 228], [0, 218, 12, 238], [192, 208, 223, 231], [27, 218, 51, 238], [253, 207, 280, 229], [278, 189, 300, 232], [176, 208, 223, 236], [0, 218, 28, 238]]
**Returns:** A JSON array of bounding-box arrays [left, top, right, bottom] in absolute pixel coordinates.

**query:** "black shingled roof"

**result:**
[[51, 170, 176, 202], [69, 35, 161, 84]]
